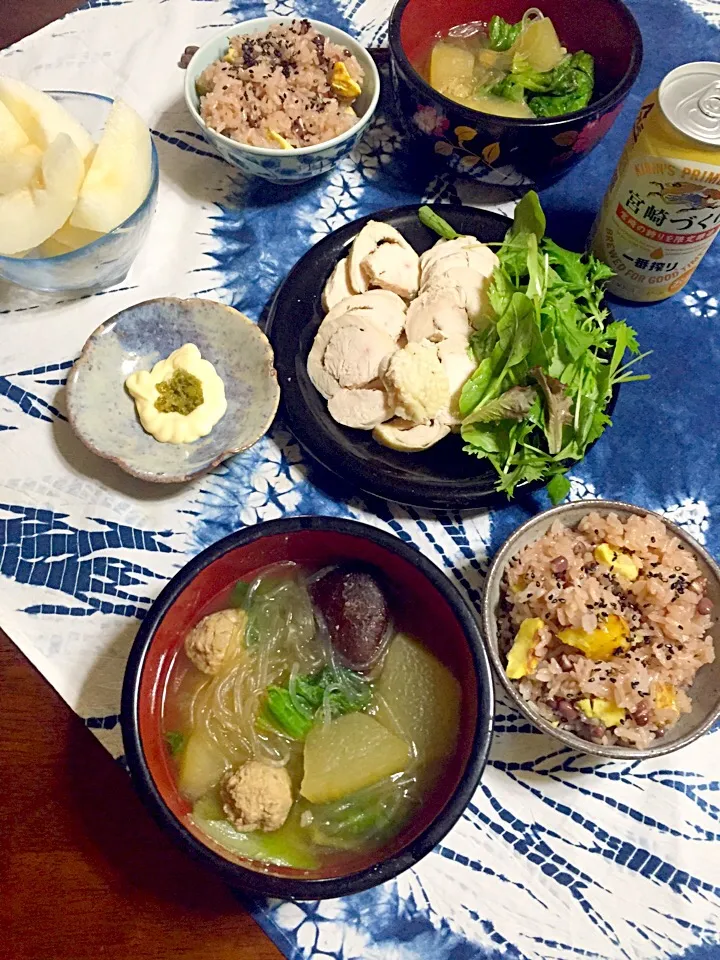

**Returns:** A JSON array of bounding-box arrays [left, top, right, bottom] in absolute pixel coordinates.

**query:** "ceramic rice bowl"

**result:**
[[184, 18, 380, 183], [482, 500, 720, 759]]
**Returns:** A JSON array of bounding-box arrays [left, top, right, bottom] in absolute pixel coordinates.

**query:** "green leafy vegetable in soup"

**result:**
[[487, 14, 523, 51], [154, 368, 204, 415], [261, 665, 372, 740], [426, 9, 595, 119], [164, 730, 186, 757], [306, 772, 420, 849]]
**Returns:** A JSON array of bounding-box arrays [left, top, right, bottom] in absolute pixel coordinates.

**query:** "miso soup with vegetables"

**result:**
[[426, 8, 595, 119], [163, 561, 461, 869]]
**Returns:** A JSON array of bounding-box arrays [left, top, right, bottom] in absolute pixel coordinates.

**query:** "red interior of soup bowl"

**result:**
[[125, 518, 493, 898], [398, 0, 638, 96]]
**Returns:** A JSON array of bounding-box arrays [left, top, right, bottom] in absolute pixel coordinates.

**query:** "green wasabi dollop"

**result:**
[[154, 368, 204, 415]]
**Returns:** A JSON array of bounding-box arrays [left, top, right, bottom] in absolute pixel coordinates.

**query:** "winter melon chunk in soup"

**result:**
[[163, 561, 462, 869]]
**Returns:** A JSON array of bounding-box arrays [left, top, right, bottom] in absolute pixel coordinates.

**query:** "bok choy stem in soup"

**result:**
[[426, 8, 596, 119], [164, 562, 462, 868]]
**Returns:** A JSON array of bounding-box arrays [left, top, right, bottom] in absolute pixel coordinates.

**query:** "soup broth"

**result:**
[[424, 8, 595, 119], [162, 561, 462, 871]]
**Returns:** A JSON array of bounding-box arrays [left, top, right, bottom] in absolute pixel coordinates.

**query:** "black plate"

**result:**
[[266, 205, 612, 510]]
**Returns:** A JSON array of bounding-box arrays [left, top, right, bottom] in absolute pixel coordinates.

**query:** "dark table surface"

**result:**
[[0, 4, 281, 958]]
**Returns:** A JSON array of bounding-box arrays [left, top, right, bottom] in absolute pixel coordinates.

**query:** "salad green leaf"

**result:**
[[531, 367, 573, 455], [433, 190, 650, 501], [511, 190, 546, 242], [546, 472, 572, 505], [462, 386, 537, 425]]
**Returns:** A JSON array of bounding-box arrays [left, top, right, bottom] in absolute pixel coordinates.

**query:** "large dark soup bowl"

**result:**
[[388, 0, 643, 184], [122, 517, 494, 899]]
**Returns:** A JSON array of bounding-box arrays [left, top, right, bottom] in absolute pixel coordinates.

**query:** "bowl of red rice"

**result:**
[[483, 500, 720, 759], [184, 18, 380, 183]]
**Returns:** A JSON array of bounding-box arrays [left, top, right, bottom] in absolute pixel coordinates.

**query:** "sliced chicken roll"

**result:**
[[348, 221, 420, 299], [405, 285, 471, 343], [419, 237, 499, 326], [307, 315, 397, 400], [436, 339, 477, 426], [322, 290, 407, 341], [361, 243, 420, 300], [373, 418, 450, 452], [321, 257, 353, 312], [327, 387, 394, 430], [420, 236, 498, 280], [382, 341, 449, 423]]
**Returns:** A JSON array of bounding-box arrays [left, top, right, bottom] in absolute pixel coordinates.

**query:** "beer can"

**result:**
[[590, 62, 720, 302]]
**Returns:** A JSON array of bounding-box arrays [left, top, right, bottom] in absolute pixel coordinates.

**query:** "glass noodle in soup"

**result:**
[[425, 8, 595, 119], [162, 561, 461, 871]]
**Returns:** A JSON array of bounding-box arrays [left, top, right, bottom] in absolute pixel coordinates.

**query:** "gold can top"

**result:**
[[659, 61, 720, 147]]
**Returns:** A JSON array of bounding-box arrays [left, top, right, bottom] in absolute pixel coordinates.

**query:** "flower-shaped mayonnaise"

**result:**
[[125, 343, 226, 444]]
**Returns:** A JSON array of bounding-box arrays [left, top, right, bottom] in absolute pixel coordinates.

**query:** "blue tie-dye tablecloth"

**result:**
[[2, 1, 719, 957]]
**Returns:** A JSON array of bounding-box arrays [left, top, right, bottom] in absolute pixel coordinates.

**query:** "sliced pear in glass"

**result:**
[[38, 219, 105, 257], [0, 143, 42, 194], [70, 99, 152, 234], [0, 99, 30, 157], [38, 235, 72, 258], [0, 77, 94, 158], [0, 133, 84, 256], [52, 219, 104, 251]]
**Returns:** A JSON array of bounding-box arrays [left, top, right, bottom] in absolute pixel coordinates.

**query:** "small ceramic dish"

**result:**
[[66, 298, 280, 483], [483, 500, 720, 759], [184, 18, 380, 183]]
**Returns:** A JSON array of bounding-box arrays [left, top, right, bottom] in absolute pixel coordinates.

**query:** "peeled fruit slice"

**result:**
[[38, 236, 71, 258], [0, 99, 29, 156], [70, 99, 152, 234], [38, 220, 104, 257], [375, 633, 461, 763], [0, 143, 42, 194], [301, 712, 410, 804], [0, 133, 84, 256], [0, 77, 94, 158], [52, 220, 104, 251]]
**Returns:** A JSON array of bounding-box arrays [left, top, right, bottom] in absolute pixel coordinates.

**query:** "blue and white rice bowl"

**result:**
[[184, 18, 380, 183]]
